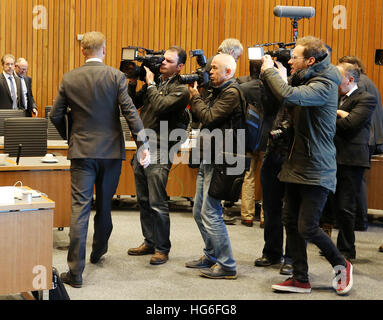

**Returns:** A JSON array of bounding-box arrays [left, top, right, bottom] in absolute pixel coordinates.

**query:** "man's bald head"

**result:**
[[210, 53, 237, 87]]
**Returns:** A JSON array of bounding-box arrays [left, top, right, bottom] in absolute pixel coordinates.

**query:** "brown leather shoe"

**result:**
[[322, 223, 333, 238], [127, 243, 155, 256], [241, 220, 253, 227], [150, 252, 169, 265]]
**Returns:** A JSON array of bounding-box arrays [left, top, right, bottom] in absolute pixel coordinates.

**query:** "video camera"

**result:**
[[120, 46, 165, 81], [179, 50, 210, 87], [248, 42, 295, 74]]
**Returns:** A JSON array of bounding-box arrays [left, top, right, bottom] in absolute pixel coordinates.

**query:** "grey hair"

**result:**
[[217, 38, 243, 59]]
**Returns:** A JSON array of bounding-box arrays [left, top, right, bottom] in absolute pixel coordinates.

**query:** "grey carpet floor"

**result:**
[[2, 198, 383, 300]]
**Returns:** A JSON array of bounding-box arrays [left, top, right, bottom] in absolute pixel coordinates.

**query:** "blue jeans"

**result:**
[[260, 152, 291, 264], [132, 154, 172, 253], [192, 163, 236, 271]]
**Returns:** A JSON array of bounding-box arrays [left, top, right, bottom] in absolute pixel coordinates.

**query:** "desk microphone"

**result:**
[[16, 144, 22, 165]]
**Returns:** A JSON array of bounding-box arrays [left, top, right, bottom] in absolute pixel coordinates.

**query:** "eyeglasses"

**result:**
[[290, 55, 306, 60]]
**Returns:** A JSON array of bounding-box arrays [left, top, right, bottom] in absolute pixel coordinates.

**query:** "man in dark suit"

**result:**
[[339, 56, 383, 231], [0, 54, 23, 110], [15, 58, 38, 117], [333, 62, 376, 260], [50, 31, 150, 288]]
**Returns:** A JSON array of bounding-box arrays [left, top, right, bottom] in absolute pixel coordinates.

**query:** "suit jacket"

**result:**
[[335, 88, 377, 168], [358, 74, 383, 146], [18, 75, 38, 117], [50, 61, 146, 160], [0, 73, 23, 110]]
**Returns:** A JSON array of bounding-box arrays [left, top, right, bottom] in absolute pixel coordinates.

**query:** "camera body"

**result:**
[[179, 50, 210, 87], [269, 120, 293, 141], [120, 47, 165, 81], [248, 42, 295, 74]]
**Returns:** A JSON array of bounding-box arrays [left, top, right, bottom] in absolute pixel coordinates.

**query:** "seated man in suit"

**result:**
[[333, 62, 377, 260], [15, 58, 38, 117], [0, 54, 22, 110]]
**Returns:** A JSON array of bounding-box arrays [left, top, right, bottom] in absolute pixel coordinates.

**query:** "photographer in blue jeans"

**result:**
[[185, 53, 243, 280]]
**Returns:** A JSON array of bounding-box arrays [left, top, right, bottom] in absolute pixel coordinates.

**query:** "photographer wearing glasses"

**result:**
[[261, 36, 353, 295]]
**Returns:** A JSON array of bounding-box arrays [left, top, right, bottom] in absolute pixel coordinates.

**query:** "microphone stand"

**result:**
[[291, 18, 300, 42]]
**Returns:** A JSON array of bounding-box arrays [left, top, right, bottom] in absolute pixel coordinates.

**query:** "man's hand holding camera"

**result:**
[[188, 81, 200, 98], [144, 66, 155, 86], [261, 55, 288, 83]]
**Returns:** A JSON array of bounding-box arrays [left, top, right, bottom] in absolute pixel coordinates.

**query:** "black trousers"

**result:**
[[283, 183, 346, 282], [260, 151, 291, 263], [67, 158, 122, 280], [336, 165, 365, 258]]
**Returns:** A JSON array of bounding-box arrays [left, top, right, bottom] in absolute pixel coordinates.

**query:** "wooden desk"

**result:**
[[366, 155, 383, 210], [48, 140, 200, 198], [0, 188, 54, 296], [0, 157, 71, 228]]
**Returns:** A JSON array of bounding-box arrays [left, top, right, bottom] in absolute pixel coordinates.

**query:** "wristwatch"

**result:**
[[148, 81, 156, 88]]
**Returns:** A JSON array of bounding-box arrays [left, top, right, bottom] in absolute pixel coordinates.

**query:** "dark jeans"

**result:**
[[336, 165, 365, 258], [132, 154, 172, 253], [283, 183, 346, 282], [68, 158, 122, 280], [260, 152, 291, 263]]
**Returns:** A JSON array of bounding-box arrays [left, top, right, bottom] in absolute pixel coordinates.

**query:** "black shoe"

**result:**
[[60, 271, 82, 288], [379, 244, 383, 253], [90, 252, 106, 264], [199, 264, 237, 280], [341, 252, 356, 261], [254, 256, 282, 267], [90, 246, 107, 264], [280, 262, 293, 276], [354, 224, 368, 231]]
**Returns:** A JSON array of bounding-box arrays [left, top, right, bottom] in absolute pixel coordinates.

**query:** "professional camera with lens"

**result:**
[[269, 120, 293, 141], [120, 46, 165, 81], [179, 50, 210, 87], [248, 42, 295, 75]]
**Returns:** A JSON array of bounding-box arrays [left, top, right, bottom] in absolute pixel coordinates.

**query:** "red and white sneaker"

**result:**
[[272, 277, 312, 293], [333, 260, 353, 295]]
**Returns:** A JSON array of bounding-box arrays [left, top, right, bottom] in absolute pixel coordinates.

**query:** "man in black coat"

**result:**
[[50, 31, 149, 288], [15, 58, 38, 117], [334, 62, 376, 260]]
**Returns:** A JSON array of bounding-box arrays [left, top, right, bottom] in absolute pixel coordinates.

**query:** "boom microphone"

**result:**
[[273, 6, 315, 19]]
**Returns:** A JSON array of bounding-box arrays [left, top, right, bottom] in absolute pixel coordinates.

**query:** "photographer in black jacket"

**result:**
[[127, 46, 190, 266]]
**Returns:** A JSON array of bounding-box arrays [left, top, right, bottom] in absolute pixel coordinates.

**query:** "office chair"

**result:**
[[0, 109, 26, 136], [4, 117, 48, 157], [45, 105, 64, 140], [120, 117, 131, 141]]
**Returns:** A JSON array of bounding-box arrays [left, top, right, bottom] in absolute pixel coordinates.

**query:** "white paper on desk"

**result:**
[[0, 187, 15, 205]]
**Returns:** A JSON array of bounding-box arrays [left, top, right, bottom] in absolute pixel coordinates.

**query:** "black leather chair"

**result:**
[[120, 117, 131, 141], [44, 106, 64, 140], [0, 109, 26, 136], [4, 117, 48, 157]]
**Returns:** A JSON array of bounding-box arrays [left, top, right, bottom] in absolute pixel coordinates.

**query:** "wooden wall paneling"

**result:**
[[332, 0, 340, 65], [159, 0, 166, 51], [376, 1, 383, 91], [366, 0, 377, 77], [1, 0, 383, 113], [241, 0, 249, 70]]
